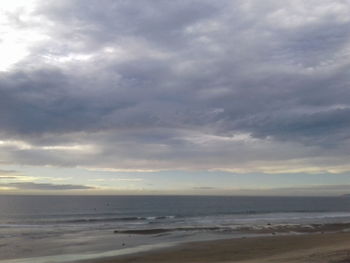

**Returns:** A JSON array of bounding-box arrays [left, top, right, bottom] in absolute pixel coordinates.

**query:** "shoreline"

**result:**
[[82, 231, 350, 263]]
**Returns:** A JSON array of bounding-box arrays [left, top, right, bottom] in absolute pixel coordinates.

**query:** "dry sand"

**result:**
[[85, 232, 350, 263]]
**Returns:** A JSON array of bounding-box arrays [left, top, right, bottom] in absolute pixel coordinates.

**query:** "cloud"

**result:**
[[192, 187, 217, 190], [0, 0, 350, 173], [0, 182, 94, 190], [0, 169, 26, 180], [0, 169, 17, 175]]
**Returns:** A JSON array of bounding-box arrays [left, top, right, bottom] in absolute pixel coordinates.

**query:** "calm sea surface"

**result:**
[[1, 195, 350, 262]]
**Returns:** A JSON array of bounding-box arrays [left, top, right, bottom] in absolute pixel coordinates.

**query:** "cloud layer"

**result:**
[[0, 182, 93, 191], [1, 0, 350, 173]]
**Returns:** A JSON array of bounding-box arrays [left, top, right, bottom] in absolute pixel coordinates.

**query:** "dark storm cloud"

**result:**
[[0, 182, 94, 190], [1, 0, 350, 171], [38, 0, 219, 49], [235, 107, 350, 146]]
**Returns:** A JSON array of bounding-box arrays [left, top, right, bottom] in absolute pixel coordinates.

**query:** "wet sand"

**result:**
[[84, 232, 350, 263]]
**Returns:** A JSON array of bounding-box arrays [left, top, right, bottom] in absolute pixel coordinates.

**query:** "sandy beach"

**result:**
[[85, 232, 350, 263]]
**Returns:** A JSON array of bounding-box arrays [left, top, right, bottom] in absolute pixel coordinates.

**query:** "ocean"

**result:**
[[1, 195, 350, 263]]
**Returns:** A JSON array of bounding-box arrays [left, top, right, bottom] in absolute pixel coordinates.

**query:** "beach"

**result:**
[[87, 232, 350, 263]]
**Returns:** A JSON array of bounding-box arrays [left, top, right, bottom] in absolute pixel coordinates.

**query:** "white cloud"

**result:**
[[0, 0, 48, 71]]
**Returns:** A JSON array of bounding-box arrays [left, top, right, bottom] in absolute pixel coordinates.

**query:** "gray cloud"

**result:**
[[0, 182, 94, 190], [1, 0, 350, 172], [0, 169, 17, 175], [0, 169, 24, 179], [192, 187, 217, 190]]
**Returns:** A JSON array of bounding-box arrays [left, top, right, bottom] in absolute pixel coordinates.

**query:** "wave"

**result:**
[[113, 226, 224, 235], [63, 215, 177, 224], [3, 210, 350, 227], [113, 222, 350, 235], [1, 215, 178, 226]]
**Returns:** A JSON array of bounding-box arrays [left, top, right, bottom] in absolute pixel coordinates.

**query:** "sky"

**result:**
[[1, 0, 350, 195]]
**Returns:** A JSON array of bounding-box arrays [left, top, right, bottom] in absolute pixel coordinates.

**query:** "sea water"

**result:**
[[1, 195, 350, 262]]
